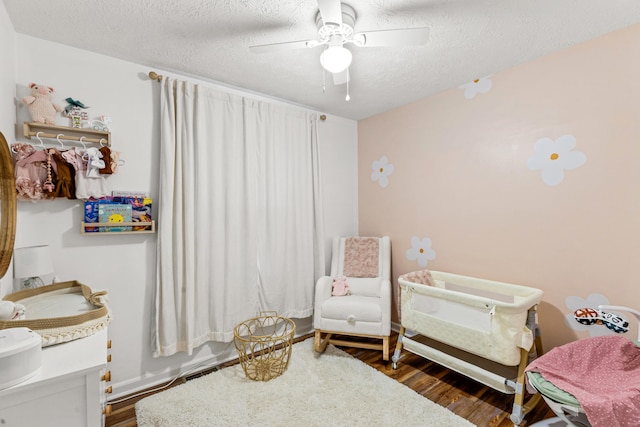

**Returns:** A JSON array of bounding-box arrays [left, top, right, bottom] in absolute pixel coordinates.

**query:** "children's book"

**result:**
[[131, 197, 153, 231], [111, 190, 150, 198], [111, 197, 153, 231], [99, 204, 133, 232], [84, 200, 100, 232], [84, 198, 116, 232]]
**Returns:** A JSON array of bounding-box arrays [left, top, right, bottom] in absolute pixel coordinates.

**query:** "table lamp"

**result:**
[[13, 245, 54, 288]]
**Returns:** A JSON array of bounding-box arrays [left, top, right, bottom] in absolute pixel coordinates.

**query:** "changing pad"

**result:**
[[0, 281, 110, 346]]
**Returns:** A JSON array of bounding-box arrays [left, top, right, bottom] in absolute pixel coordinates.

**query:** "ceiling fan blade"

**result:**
[[332, 69, 349, 85], [353, 27, 430, 47], [317, 0, 343, 26], [249, 39, 319, 53]]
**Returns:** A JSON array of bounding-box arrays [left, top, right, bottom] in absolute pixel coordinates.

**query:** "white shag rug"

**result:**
[[135, 338, 474, 427]]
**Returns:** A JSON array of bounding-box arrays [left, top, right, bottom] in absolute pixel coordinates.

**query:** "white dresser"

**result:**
[[0, 329, 111, 427]]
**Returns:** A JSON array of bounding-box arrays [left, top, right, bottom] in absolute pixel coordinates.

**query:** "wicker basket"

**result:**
[[233, 312, 296, 381], [0, 281, 110, 347]]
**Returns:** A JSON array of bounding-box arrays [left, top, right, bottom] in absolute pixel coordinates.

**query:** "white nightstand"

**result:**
[[0, 329, 110, 427]]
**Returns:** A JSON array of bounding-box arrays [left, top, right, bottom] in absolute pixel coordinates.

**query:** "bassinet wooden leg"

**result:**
[[510, 347, 530, 425], [519, 321, 544, 417], [510, 324, 544, 425], [391, 327, 405, 369]]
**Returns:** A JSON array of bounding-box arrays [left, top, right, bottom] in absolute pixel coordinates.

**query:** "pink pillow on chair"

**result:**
[[343, 237, 379, 277]]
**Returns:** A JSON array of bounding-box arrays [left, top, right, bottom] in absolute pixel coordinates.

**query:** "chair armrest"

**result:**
[[380, 277, 391, 299], [315, 276, 333, 302], [314, 276, 334, 327], [380, 278, 391, 335]]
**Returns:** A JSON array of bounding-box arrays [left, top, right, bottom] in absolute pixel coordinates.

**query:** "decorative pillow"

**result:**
[[343, 237, 379, 277]]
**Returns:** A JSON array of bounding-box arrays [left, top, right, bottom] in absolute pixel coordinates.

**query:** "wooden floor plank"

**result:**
[[105, 332, 556, 426]]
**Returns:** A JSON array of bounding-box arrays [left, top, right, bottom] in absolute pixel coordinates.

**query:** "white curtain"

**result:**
[[153, 78, 324, 357]]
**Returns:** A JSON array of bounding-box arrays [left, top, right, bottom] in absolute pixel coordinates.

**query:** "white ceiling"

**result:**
[[4, 0, 640, 120]]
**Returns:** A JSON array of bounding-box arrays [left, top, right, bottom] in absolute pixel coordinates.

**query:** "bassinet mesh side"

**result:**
[[399, 270, 542, 366]]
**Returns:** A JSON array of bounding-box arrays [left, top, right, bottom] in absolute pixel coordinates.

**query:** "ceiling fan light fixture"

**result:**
[[320, 45, 352, 73]]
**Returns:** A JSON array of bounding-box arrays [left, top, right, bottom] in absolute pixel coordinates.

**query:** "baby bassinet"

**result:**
[[393, 270, 544, 425]]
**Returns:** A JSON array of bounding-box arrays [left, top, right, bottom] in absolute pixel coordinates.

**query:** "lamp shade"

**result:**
[[320, 45, 352, 74], [13, 245, 54, 279]]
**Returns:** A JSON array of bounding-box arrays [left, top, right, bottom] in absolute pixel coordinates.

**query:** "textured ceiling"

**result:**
[[4, 0, 640, 120]]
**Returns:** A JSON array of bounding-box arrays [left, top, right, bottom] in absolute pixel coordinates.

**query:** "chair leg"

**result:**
[[315, 330, 390, 361], [314, 330, 331, 353], [382, 336, 389, 361]]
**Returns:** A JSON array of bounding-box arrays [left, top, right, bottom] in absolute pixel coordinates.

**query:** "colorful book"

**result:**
[[84, 198, 116, 232], [98, 204, 133, 232], [111, 197, 153, 231], [83, 200, 100, 232], [131, 197, 153, 231]]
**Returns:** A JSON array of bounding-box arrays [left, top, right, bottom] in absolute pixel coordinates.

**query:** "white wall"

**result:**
[[317, 114, 359, 271], [0, 3, 15, 137], [5, 33, 358, 398], [0, 2, 16, 295]]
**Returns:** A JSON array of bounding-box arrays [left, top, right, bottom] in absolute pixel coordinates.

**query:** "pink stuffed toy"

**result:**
[[331, 275, 350, 296], [22, 83, 64, 124]]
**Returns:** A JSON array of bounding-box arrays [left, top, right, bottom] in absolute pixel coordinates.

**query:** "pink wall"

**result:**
[[358, 24, 640, 350]]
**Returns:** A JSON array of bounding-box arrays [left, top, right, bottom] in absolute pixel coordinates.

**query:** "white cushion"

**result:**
[[320, 295, 382, 323], [345, 277, 383, 297]]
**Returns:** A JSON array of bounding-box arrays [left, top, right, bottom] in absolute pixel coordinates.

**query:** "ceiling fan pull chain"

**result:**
[[345, 68, 351, 101], [322, 68, 327, 93]]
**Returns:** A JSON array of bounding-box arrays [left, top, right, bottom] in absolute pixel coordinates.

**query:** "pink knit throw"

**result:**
[[343, 237, 379, 277], [526, 335, 640, 427]]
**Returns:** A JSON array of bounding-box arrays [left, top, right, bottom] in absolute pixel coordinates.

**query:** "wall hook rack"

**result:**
[[23, 122, 111, 147]]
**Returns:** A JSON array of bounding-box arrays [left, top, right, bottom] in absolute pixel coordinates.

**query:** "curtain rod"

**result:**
[[147, 70, 326, 121], [148, 71, 163, 82]]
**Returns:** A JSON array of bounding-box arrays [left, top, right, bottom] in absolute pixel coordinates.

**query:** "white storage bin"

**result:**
[[0, 327, 42, 390]]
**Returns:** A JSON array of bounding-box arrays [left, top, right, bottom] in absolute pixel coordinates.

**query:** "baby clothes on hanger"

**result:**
[[98, 146, 113, 174], [62, 147, 108, 200], [85, 147, 104, 178], [110, 150, 124, 173], [12, 143, 56, 201], [50, 148, 76, 199]]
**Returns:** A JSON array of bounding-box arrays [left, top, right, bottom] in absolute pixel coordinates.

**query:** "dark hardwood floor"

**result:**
[[105, 332, 556, 427]]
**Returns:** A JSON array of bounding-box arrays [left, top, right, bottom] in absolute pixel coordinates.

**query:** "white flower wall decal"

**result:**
[[565, 293, 615, 337], [526, 134, 586, 186], [406, 236, 436, 267], [459, 76, 493, 99], [371, 156, 394, 188]]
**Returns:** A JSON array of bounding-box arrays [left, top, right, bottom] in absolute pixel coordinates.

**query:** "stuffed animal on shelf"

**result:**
[[22, 83, 64, 124]]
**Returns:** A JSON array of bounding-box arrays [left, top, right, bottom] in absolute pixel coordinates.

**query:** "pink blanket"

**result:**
[[525, 336, 640, 427], [343, 237, 379, 277]]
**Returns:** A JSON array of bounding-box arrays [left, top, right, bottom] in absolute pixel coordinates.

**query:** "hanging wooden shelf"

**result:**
[[24, 122, 111, 147], [80, 221, 155, 235]]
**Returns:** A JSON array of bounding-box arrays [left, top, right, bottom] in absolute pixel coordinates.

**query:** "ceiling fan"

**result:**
[[249, 0, 430, 93]]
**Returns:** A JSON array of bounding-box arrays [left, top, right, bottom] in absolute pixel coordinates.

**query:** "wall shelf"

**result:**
[[81, 221, 155, 235], [24, 122, 111, 147]]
